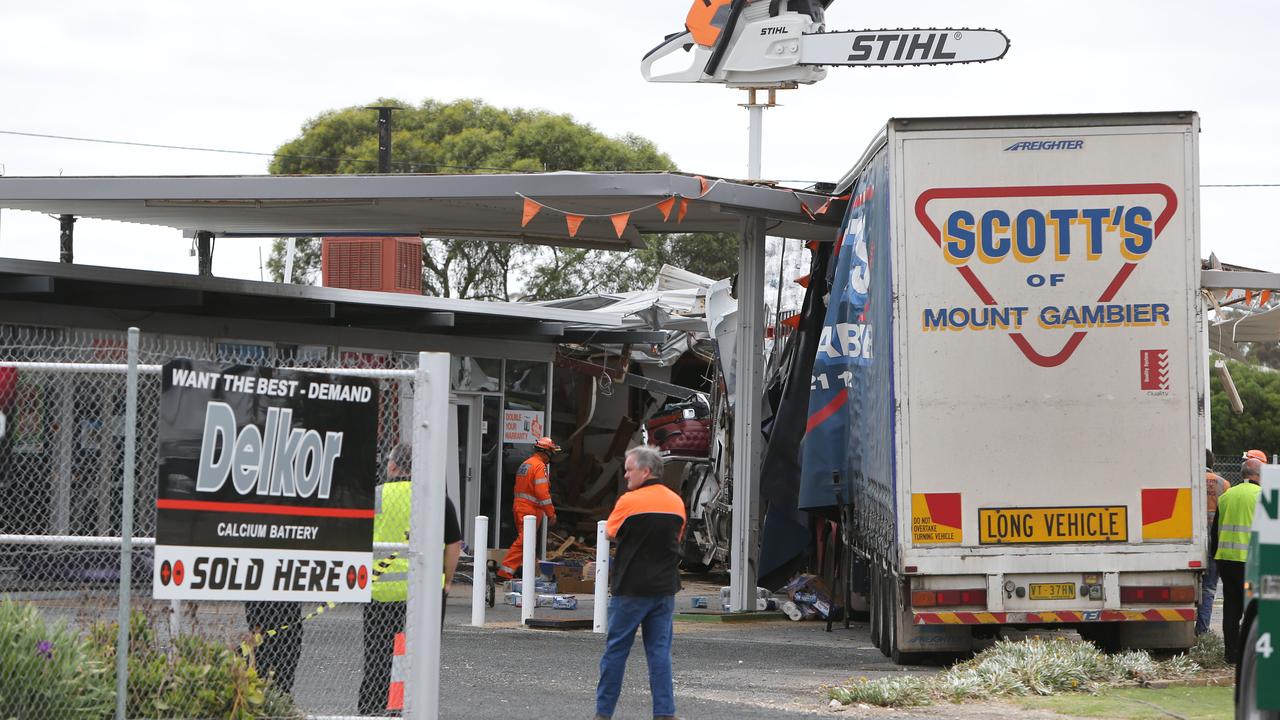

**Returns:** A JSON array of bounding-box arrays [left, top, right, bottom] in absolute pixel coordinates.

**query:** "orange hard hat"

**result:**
[[535, 437, 561, 453], [1244, 449, 1268, 463]]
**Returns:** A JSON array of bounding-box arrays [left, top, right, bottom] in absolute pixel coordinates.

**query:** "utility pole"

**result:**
[[365, 105, 402, 173], [59, 214, 75, 263]]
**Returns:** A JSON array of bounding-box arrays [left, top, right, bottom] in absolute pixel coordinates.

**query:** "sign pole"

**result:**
[[114, 327, 139, 720]]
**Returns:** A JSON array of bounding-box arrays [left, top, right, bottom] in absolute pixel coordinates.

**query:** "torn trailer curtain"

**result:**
[[799, 148, 895, 512], [757, 240, 833, 587]]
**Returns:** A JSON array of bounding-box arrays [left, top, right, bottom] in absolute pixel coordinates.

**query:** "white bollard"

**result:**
[[522, 514, 537, 625], [593, 520, 609, 633], [471, 515, 489, 627], [540, 514, 549, 561]]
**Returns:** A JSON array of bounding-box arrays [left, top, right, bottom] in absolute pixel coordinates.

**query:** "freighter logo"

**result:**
[[914, 184, 1178, 367]]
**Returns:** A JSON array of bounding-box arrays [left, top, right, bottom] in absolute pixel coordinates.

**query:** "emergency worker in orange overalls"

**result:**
[[497, 437, 560, 579]]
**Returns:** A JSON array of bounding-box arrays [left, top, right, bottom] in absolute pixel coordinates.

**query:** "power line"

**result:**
[[1202, 183, 1280, 188], [5, 128, 1280, 189], [0, 129, 522, 174]]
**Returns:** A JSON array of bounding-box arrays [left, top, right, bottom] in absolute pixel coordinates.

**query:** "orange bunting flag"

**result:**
[[696, 175, 710, 196], [799, 202, 815, 220], [795, 273, 810, 288], [781, 314, 802, 329], [806, 240, 820, 252], [1263, 290, 1273, 306], [610, 212, 630, 238], [1246, 290, 1255, 306], [816, 197, 833, 215], [521, 198, 541, 227], [565, 214, 585, 237], [656, 196, 676, 221], [677, 198, 689, 223]]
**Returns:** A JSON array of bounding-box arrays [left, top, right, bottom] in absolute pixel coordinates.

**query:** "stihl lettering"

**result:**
[[195, 401, 344, 499], [847, 32, 957, 62], [760, 26, 788, 36], [190, 556, 264, 591]]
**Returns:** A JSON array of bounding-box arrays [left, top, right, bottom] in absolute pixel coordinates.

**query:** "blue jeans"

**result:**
[[596, 594, 676, 718], [1196, 555, 1219, 635]]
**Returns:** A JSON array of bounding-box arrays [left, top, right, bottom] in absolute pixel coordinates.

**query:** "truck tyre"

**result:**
[[1238, 619, 1280, 720], [869, 565, 882, 649], [1079, 624, 1122, 653]]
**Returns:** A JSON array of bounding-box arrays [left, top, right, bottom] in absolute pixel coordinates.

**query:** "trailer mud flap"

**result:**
[[1117, 620, 1194, 650], [897, 610, 971, 653]]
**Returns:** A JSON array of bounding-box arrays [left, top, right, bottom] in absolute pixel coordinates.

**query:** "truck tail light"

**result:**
[[911, 588, 986, 607], [1119, 585, 1196, 604]]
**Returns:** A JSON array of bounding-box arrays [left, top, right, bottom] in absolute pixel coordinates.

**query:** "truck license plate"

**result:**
[[978, 506, 1127, 544], [1029, 583, 1076, 601]]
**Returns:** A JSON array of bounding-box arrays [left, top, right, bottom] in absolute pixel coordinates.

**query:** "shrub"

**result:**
[[0, 598, 115, 720], [89, 612, 300, 720]]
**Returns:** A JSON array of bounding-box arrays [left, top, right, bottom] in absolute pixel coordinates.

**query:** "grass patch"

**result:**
[[829, 635, 1217, 708], [1019, 685, 1233, 720]]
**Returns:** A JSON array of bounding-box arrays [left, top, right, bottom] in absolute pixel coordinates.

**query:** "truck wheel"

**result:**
[[869, 566, 882, 649], [1238, 619, 1280, 720], [1079, 624, 1121, 653]]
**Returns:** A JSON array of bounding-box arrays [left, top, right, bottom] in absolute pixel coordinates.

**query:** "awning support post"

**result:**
[[729, 213, 765, 611]]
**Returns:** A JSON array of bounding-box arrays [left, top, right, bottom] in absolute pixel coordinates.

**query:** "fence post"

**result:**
[[472, 515, 488, 627], [406, 352, 449, 720], [115, 327, 140, 720]]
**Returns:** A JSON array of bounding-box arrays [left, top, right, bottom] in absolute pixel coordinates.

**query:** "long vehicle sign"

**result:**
[[153, 360, 378, 602], [979, 506, 1128, 545]]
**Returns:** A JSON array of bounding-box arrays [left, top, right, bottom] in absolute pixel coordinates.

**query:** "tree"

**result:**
[[265, 98, 743, 299], [1210, 359, 1280, 456]]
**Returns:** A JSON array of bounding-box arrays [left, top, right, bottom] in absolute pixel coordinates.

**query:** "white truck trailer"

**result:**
[[801, 111, 1204, 662]]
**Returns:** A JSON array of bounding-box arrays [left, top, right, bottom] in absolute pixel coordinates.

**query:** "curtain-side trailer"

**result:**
[[802, 111, 1204, 662]]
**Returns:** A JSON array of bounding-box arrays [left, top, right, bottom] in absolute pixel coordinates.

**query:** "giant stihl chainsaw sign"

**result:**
[[643, 0, 1009, 86], [153, 360, 379, 602]]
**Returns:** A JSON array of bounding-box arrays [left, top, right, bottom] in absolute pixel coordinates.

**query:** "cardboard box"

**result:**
[[556, 576, 596, 594]]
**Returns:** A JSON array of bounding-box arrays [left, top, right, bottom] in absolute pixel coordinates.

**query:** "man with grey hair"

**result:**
[[1212, 455, 1264, 664], [594, 445, 687, 720]]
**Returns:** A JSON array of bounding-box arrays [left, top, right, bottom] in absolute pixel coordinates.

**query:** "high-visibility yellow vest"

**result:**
[[1214, 481, 1262, 563], [370, 480, 449, 602], [372, 481, 412, 602]]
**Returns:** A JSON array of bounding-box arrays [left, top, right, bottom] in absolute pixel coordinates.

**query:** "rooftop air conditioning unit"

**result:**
[[321, 237, 422, 294]]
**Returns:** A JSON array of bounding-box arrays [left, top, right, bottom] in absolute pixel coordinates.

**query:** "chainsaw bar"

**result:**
[[798, 28, 1010, 67]]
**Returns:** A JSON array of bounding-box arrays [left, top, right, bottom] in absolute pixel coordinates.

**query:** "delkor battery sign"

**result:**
[[153, 360, 378, 602]]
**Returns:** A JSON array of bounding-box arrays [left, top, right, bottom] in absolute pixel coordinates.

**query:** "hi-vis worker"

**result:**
[[498, 437, 561, 580], [1211, 455, 1264, 666], [358, 443, 462, 716]]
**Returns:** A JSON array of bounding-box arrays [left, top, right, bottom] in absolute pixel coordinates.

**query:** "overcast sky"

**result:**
[[0, 1, 1276, 280]]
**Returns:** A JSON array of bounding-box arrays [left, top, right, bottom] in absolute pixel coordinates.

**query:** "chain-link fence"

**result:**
[[0, 324, 432, 719]]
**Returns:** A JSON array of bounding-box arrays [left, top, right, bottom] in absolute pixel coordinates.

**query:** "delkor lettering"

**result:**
[[195, 402, 344, 499], [942, 205, 1155, 266]]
